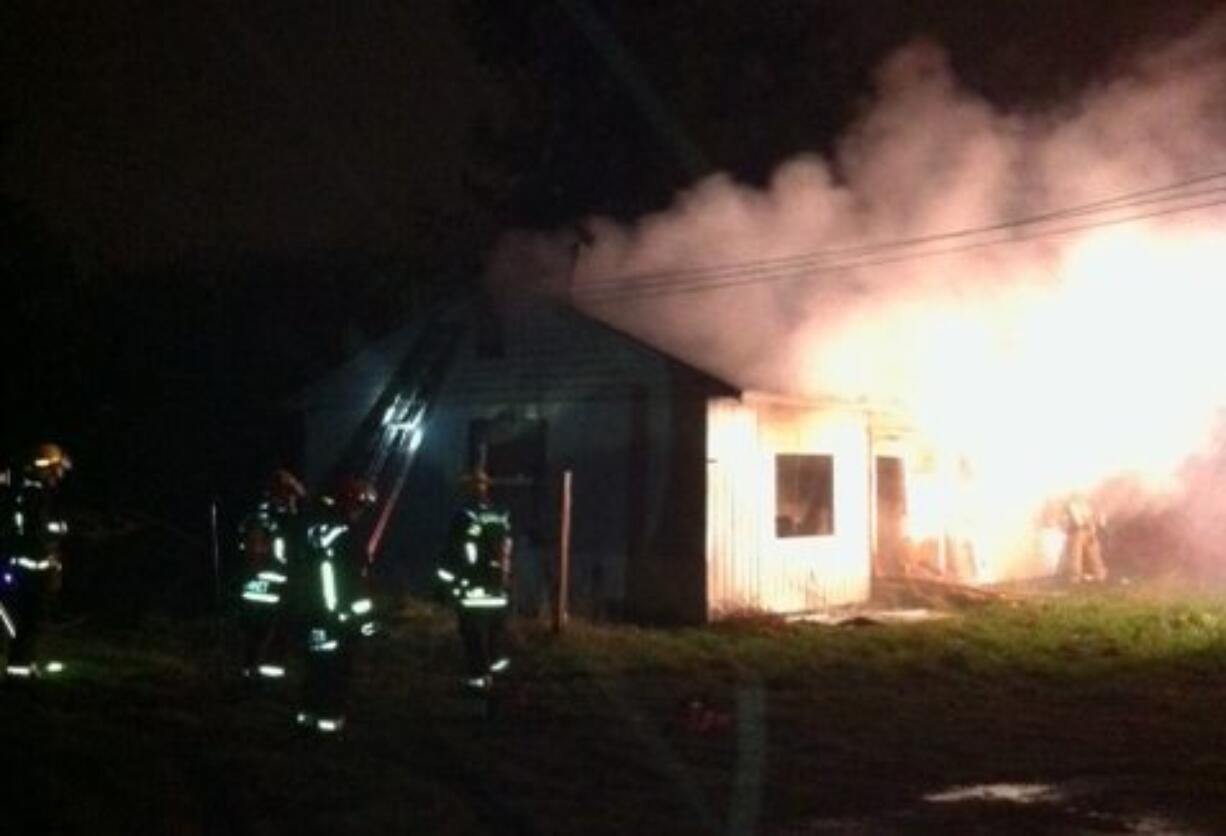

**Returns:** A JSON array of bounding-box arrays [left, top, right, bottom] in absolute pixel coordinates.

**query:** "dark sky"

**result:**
[[3, 0, 487, 268], [4, 0, 1225, 271]]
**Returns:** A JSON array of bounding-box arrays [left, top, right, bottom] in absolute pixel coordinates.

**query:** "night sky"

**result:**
[[2, 0, 1225, 528], [4, 0, 487, 268], [5, 0, 1223, 270]]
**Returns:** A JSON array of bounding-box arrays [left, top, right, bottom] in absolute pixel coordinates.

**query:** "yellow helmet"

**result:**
[[31, 443, 72, 474]]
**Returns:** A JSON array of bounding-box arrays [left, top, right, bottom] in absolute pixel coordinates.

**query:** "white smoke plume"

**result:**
[[491, 12, 1226, 572]]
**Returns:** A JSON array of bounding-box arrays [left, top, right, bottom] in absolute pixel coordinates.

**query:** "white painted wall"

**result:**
[[707, 395, 873, 616]]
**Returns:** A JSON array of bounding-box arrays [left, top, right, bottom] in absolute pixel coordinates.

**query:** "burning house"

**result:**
[[296, 16, 1226, 620], [295, 291, 1053, 624]]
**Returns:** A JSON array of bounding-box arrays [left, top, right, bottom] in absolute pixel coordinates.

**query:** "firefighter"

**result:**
[[436, 469, 513, 692], [1, 443, 72, 680], [293, 476, 377, 735], [1063, 494, 1108, 583], [237, 468, 306, 686]]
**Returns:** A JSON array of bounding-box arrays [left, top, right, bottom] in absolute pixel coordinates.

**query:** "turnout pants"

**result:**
[[6, 562, 57, 669], [300, 626, 353, 726], [240, 601, 287, 678], [1065, 526, 1108, 581], [458, 605, 508, 680]]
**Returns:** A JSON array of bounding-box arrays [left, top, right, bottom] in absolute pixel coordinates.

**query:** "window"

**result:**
[[468, 416, 548, 543], [775, 454, 834, 538]]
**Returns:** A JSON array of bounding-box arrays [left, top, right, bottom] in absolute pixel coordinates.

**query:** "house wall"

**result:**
[[379, 303, 717, 623], [390, 395, 642, 616], [623, 372, 711, 625], [707, 396, 873, 616]]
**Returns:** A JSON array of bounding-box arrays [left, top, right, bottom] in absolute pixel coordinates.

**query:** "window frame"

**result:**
[[774, 453, 835, 539]]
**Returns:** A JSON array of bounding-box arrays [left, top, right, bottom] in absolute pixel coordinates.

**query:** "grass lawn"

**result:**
[[5, 585, 1226, 834]]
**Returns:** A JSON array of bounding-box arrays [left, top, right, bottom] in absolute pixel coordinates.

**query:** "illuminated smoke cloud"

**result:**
[[491, 12, 1226, 566]]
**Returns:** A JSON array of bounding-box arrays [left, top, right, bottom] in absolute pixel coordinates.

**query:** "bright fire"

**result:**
[[493, 20, 1226, 582], [779, 219, 1226, 581]]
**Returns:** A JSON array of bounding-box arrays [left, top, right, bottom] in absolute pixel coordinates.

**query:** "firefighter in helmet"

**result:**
[[437, 468, 513, 691], [1, 443, 72, 680], [237, 467, 306, 685], [1063, 493, 1108, 583], [293, 476, 377, 735]]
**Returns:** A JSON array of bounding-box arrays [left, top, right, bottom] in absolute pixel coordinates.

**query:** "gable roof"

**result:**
[[435, 296, 740, 404], [554, 301, 741, 395]]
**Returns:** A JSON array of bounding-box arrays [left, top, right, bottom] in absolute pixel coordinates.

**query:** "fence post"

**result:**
[[554, 469, 572, 633], [210, 499, 221, 610]]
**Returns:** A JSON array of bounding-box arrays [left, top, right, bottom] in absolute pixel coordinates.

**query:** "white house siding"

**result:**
[[707, 395, 873, 616], [706, 398, 762, 615], [385, 302, 696, 619]]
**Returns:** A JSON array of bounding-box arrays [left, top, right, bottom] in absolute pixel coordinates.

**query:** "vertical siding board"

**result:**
[[710, 397, 873, 617], [707, 398, 764, 617]]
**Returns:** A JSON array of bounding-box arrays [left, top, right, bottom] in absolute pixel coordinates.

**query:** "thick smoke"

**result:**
[[491, 12, 1226, 574]]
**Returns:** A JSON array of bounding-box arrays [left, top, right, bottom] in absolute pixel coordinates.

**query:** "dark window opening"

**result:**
[[775, 454, 834, 538], [874, 456, 907, 576], [468, 416, 547, 544]]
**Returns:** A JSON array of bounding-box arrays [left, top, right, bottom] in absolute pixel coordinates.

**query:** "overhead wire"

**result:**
[[581, 191, 1226, 302], [576, 169, 1226, 293], [573, 169, 1226, 303], [577, 168, 1226, 290]]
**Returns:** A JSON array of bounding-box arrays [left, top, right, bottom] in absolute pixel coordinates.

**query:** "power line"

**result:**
[[577, 189, 1226, 300], [580, 192, 1226, 303], [573, 169, 1226, 303], [577, 168, 1226, 291]]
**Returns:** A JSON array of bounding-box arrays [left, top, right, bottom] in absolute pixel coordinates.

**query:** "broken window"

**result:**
[[775, 454, 834, 538]]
